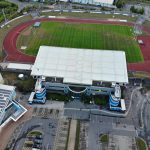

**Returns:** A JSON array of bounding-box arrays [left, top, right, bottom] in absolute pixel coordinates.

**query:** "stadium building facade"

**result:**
[[30, 46, 128, 111]]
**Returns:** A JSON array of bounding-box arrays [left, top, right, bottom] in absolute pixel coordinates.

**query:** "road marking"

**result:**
[[136, 99, 141, 108]]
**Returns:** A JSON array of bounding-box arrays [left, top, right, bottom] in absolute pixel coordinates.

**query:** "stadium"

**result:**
[[3, 17, 150, 111]]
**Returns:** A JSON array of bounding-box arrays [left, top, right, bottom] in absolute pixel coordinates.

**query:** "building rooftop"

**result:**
[[93, 0, 114, 5], [31, 46, 128, 85], [0, 84, 15, 91], [0, 85, 15, 113]]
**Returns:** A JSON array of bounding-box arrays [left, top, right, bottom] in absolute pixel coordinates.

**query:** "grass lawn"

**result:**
[[17, 21, 143, 63], [100, 134, 109, 143], [81, 95, 108, 106], [28, 130, 42, 136], [1, 71, 35, 93], [74, 120, 80, 150], [136, 138, 147, 150], [94, 95, 108, 106], [65, 119, 71, 150]]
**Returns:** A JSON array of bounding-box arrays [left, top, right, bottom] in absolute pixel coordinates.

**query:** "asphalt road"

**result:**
[[88, 114, 136, 150], [127, 87, 144, 129], [13, 117, 58, 150], [143, 91, 150, 149]]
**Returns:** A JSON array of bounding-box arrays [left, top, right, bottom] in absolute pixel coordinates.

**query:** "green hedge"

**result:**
[[74, 120, 80, 150], [100, 134, 109, 143], [46, 92, 70, 101]]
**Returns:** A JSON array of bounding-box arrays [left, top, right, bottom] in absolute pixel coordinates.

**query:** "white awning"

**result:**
[[7, 63, 33, 70], [121, 99, 126, 111]]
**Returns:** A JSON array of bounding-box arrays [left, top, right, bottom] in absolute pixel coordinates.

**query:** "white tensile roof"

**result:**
[[31, 46, 128, 85]]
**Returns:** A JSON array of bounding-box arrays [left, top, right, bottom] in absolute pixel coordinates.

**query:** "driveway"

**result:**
[[13, 117, 58, 150], [143, 91, 150, 149]]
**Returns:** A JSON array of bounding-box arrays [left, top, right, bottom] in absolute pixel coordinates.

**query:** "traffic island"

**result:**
[[136, 137, 148, 150]]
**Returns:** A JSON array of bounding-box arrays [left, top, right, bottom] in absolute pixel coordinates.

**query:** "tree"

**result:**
[[116, 0, 125, 8], [130, 6, 145, 15]]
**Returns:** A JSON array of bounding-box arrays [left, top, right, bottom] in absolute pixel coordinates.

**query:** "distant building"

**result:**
[[31, 0, 116, 7], [62, 0, 116, 8], [0, 84, 27, 130]]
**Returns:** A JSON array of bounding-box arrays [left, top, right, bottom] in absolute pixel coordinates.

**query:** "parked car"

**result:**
[[36, 135, 43, 139], [34, 139, 42, 144]]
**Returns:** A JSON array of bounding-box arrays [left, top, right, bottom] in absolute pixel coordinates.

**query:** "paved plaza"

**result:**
[[107, 135, 137, 150], [4, 84, 149, 150]]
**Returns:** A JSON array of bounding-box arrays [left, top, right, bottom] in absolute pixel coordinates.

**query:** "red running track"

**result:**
[[3, 18, 150, 72]]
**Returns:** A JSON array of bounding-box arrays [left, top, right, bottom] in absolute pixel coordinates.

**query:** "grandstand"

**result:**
[[0, 84, 27, 129], [30, 46, 128, 111]]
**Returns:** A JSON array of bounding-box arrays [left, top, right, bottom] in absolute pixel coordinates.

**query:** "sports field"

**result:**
[[17, 21, 143, 63]]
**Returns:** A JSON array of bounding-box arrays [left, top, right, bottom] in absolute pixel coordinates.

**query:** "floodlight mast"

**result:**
[[133, 15, 145, 38], [134, 22, 142, 36], [2, 9, 7, 24]]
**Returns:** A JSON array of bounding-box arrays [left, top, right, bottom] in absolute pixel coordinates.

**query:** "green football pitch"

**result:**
[[17, 21, 143, 63]]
